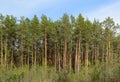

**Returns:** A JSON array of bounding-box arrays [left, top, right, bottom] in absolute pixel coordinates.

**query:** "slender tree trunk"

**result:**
[[96, 46, 99, 65], [81, 49, 84, 65], [63, 39, 67, 70], [44, 31, 47, 67], [42, 39, 44, 66], [57, 42, 61, 72], [58, 52, 61, 72], [75, 38, 81, 72], [27, 46, 30, 68], [20, 40, 23, 68], [105, 41, 108, 62], [108, 37, 110, 59], [1, 31, 3, 67], [32, 44, 34, 67], [102, 44, 105, 62], [18, 37, 23, 68], [75, 40, 78, 72], [94, 43, 97, 65], [69, 40, 72, 71], [77, 38, 81, 72], [54, 43, 57, 71], [4, 35, 7, 68], [34, 44, 37, 67], [85, 42, 89, 68], [92, 44, 94, 64], [11, 49, 14, 69]]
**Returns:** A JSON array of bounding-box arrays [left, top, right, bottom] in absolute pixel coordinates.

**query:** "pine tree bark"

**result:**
[[77, 38, 81, 72], [63, 39, 67, 70], [34, 44, 37, 67], [42, 39, 44, 66], [32, 44, 34, 67], [69, 40, 72, 71], [4, 35, 7, 68], [20, 39, 23, 68], [75, 38, 81, 72], [54, 43, 57, 71], [85, 42, 89, 68], [33, 43, 37, 67], [44, 29, 47, 67], [27, 46, 30, 68], [92, 44, 94, 64], [58, 52, 61, 72], [11, 49, 14, 69], [0, 30, 3, 67], [75, 40, 78, 72]]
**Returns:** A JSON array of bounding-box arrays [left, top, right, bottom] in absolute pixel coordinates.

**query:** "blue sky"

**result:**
[[0, 0, 120, 23]]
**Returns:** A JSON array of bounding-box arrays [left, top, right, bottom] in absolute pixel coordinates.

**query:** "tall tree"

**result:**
[[31, 15, 40, 67], [74, 14, 84, 72], [102, 17, 116, 62], [92, 20, 102, 65], [61, 14, 71, 71], [0, 14, 4, 67], [3, 15, 17, 68], [40, 14, 51, 67], [83, 19, 92, 68]]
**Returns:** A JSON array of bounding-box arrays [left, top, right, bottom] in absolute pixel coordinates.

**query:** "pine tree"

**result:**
[[3, 15, 17, 68], [74, 14, 84, 72], [61, 13, 71, 71], [102, 17, 115, 62]]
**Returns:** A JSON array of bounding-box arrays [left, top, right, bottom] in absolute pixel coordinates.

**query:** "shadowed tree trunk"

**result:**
[[63, 39, 67, 70], [0, 28, 3, 67], [69, 40, 72, 71], [4, 34, 8, 68], [85, 42, 89, 68], [27, 46, 30, 68], [34, 44, 37, 67], [75, 40, 78, 72]]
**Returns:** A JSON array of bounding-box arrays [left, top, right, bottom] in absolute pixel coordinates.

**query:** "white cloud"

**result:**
[[87, 1, 120, 24]]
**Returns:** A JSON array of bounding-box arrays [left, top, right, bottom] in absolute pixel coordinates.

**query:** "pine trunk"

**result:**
[[1, 31, 3, 67], [69, 40, 72, 71], [34, 44, 37, 67], [85, 42, 89, 68], [77, 39, 81, 72], [75, 40, 78, 72], [92, 44, 94, 64], [63, 39, 67, 70], [27, 46, 30, 68], [58, 52, 61, 72], [75, 38, 81, 72], [11, 49, 14, 69], [20, 40, 23, 68], [44, 30, 47, 67], [4, 35, 7, 68], [31, 44, 33, 67], [54, 43, 57, 71]]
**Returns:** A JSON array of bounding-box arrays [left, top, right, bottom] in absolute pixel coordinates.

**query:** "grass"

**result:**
[[0, 60, 120, 82]]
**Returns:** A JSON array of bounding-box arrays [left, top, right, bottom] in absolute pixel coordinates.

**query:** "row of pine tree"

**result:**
[[0, 13, 120, 73]]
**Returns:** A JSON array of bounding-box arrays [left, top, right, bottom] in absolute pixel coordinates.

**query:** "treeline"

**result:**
[[0, 13, 120, 72]]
